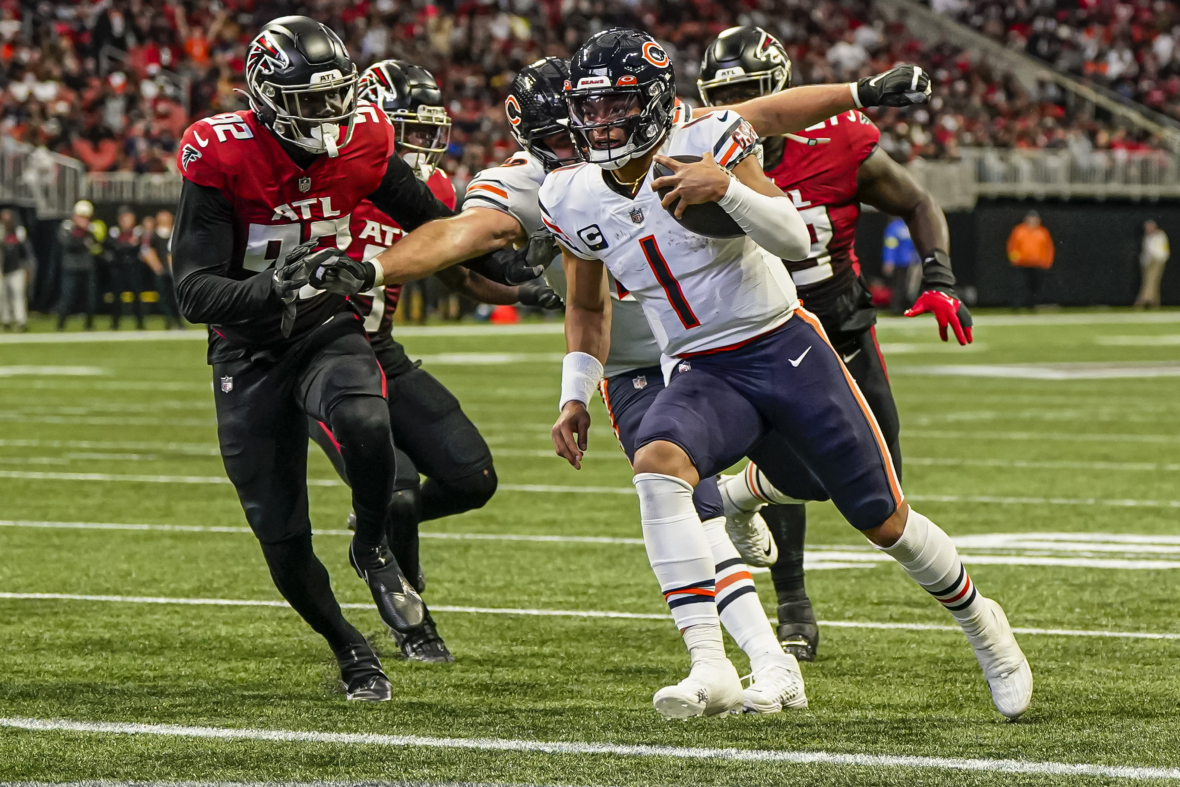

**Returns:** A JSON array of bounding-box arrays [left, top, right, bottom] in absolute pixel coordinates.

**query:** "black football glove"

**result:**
[[904, 250, 974, 345], [855, 65, 931, 108], [526, 229, 560, 271], [468, 243, 545, 285], [517, 278, 564, 310], [272, 240, 319, 338], [307, 249, 377, 296]]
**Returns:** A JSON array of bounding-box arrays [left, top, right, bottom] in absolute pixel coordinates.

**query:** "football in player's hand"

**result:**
[[652, 155, 745, 240]]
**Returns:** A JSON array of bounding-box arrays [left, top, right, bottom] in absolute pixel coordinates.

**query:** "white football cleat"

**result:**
[[964, 598, 1032, 719], [717, 474, 778, 567], [652, 658, 744, 720], [743, 653, 808, 714]]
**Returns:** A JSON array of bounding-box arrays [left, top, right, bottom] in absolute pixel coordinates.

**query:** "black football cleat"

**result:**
[[336, 643, 392, 702], [349, 540, 426, 634], [776, 597, 820, 662], [391, 611, 454, 664]]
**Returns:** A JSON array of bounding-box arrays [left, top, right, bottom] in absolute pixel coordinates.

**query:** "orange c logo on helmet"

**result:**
[[617, 75, 638, 86], [642, 42, 669, 67], [563, 79, 573, 92], [505, 94, 522, 127]]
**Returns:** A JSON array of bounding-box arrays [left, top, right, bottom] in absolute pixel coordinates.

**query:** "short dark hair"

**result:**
[[117, 205, 135, 217]]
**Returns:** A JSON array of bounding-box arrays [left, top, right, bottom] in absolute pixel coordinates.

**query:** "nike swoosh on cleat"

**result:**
[[842, 349, 861, 364], [789, 346, 812, 367]]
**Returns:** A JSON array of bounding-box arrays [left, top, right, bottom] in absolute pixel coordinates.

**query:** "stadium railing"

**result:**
[[0, 142, 86, 219]]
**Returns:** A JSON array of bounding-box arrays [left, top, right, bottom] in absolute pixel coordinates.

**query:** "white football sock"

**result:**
[[724, 463, 802, 513], [703, 517, 789, 674], [877, 507, 987, 627], [634, 472, 720, 631], [682, 621, 728, 665]]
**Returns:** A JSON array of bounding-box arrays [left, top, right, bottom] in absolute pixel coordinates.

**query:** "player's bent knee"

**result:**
[[388, 486, 421, 524], [861, 501, 910, 547], [443, 465, 498, 512], [633, 440, 699, 486], [328, 396, 391, 451]]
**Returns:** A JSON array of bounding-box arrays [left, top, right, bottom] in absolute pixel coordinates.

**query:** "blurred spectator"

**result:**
[[882, 216, 921, 314], [1007, 210, 1055, 309], [1135, 219, 1171, 308], [142, 209, 184, 329], [941, 0, 1180, 123], [56, 200, 103, 331], [0, 208, 33, 331], [0, 0, 1163, 180], [106, 205, 146, 330]]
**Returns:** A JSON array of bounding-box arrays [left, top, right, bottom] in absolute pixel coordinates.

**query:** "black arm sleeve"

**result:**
[[172, 179, 277, 324], [366, 153, 456, 230]]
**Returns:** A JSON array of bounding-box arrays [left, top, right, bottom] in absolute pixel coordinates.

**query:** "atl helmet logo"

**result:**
[[246, 30, 291, 82]]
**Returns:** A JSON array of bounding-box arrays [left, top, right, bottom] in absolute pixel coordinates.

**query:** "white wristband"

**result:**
[[717, 177, 810, 261], [849, 81, 864, 109], [559, 351, 604, 412], [368, 259, 385, 288]]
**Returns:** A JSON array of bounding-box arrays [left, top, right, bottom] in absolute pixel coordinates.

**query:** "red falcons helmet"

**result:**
[[565, 29, 676, 171], [245, 16, 358, 157]]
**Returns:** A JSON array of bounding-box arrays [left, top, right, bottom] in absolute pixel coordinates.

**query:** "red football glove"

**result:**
[[905, 289, 973, 345]]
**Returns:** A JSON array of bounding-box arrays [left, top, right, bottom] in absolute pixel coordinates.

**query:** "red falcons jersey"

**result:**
[[176, 103, 394, 347], [763, 110, 880, 314], [348, 166, 456, 341]]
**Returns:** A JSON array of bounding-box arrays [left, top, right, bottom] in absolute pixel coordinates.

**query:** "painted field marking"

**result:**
[[876, 343, 988, 354], [896, 362, 1180, 380], [4, 472, 1180, 515], [0, 438, 221, 455], [876, 311, 1180, 328], [414, 352, 564, 365], [905, 429, 1180, 444], [1, 592, 1179, 642], [4, 716, 1178, 779], [0, 366, 108, 377], [0, 323, 568, 344], [1095, 334, 1180, 346]]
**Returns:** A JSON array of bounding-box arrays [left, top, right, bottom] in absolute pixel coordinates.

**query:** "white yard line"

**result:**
[[0, 716, 1177, 780], [1, 591, 1178, 641], [905, 429, 1180, 444], [876, 311, 1180, 328], [0, 324, 567, 344], [6, 471, 1180, 511]]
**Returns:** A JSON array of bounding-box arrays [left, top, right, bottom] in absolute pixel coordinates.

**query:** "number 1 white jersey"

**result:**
[[463, 150, 662, 377], [537, 109, 799, 358]]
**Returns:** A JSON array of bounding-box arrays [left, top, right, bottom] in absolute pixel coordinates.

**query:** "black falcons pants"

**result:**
[[213, 318, 388, 544], [310, 338, 494, 501]]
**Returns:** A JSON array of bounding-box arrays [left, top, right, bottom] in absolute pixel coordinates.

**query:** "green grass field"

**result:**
[[1, 310, 1179, 786]]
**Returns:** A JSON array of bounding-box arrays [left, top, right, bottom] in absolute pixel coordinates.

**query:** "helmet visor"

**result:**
[[568, 91, 640, 126], [392, 106, 451, 166], [266, 71, 359, 137]]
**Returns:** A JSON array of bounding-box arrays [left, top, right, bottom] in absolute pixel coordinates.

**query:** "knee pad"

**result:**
[[445, 464, 498, 511], [328, 396, 391, 451], [388, 485, 421, 526]]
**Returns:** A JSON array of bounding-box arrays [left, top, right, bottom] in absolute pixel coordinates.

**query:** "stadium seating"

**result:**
[[0, 0, 1165, 188], [939, 0, 1180, 122]]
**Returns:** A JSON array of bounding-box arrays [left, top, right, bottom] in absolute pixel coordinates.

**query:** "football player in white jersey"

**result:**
[[541, 28, 1031, 721]]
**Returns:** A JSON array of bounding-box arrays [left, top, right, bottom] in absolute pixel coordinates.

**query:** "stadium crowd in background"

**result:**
[[937, 0, 1180, 124], [0, 0, 1164, 191]]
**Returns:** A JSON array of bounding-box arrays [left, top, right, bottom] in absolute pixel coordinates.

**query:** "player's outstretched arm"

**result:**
[[372, 208, 525, 286], [731, 65, 932, 138], [435, 265, 563, 309], [552, 248, 610, 470], [172, 180, 285, 324], [856, 148, 972, 344]]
